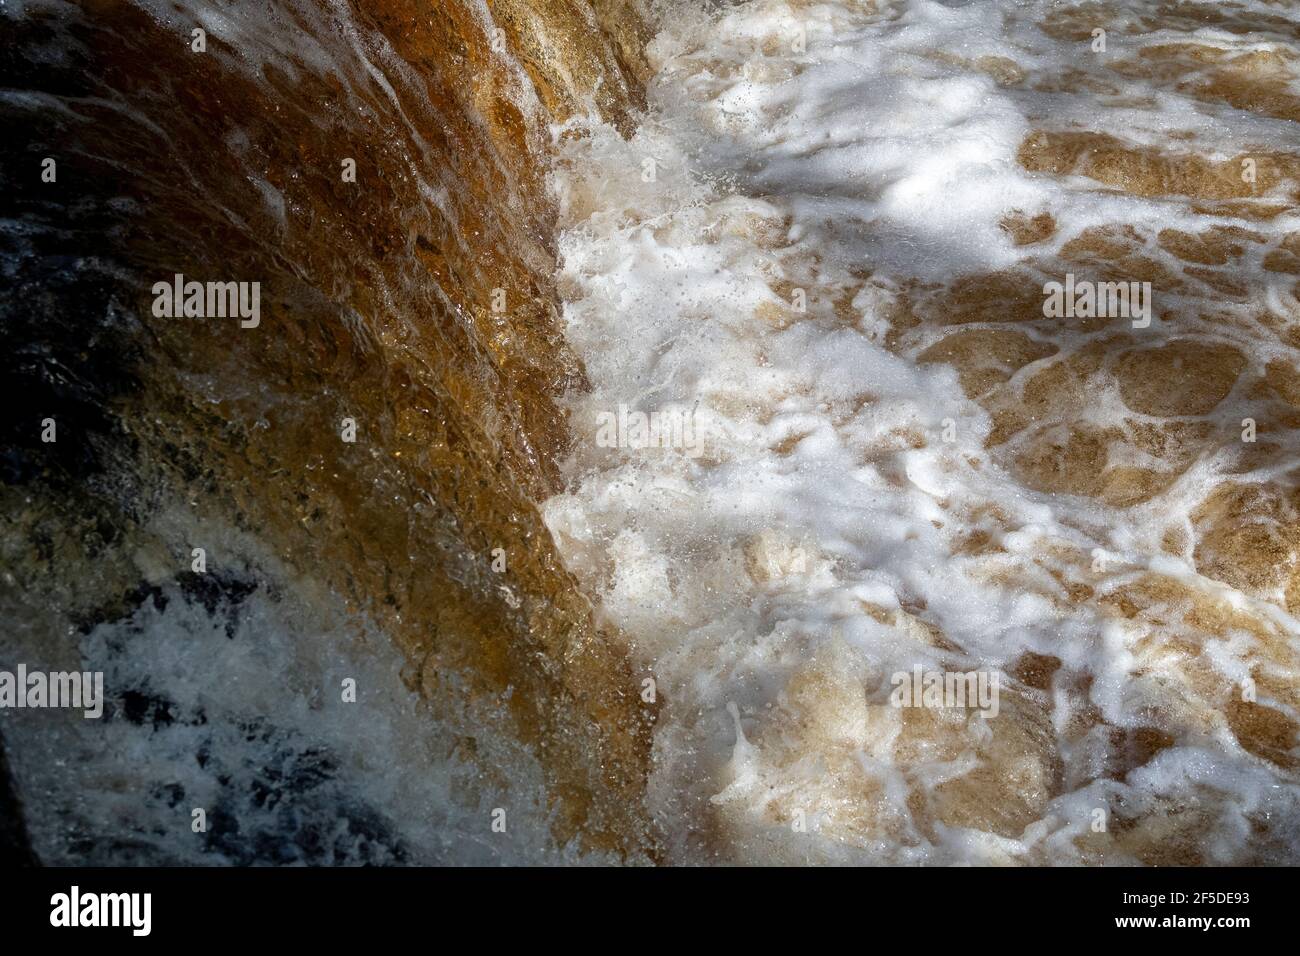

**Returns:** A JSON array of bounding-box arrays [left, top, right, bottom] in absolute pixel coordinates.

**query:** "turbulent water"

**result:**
[[543, 0, 1300, 864], [2, 0, 658, 863], [3, 0, 1300, 865]]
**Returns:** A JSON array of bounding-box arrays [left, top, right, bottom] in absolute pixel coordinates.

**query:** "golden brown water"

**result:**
[[1, 0, 663, 860], [2, 0, 1299, 865]]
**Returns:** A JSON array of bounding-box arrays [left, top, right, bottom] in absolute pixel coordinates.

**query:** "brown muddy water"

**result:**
[[2, 0, 1299, 865]]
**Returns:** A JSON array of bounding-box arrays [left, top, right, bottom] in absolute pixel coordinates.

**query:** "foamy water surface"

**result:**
[[545, 0, 1300, 863]]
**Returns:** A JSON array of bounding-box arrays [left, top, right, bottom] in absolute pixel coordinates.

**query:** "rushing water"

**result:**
[[3, 0, 1300, 865], [547, 0, 1300, 864], [1, 0, 659, 863]]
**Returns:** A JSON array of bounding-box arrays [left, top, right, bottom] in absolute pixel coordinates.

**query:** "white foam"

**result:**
[[546, 0, 1300, 863], [2, 505, 604, 865]]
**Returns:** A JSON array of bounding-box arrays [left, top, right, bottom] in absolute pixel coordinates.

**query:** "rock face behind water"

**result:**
[[0, 0, 661, 863], [0, 733, 36, 866]]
